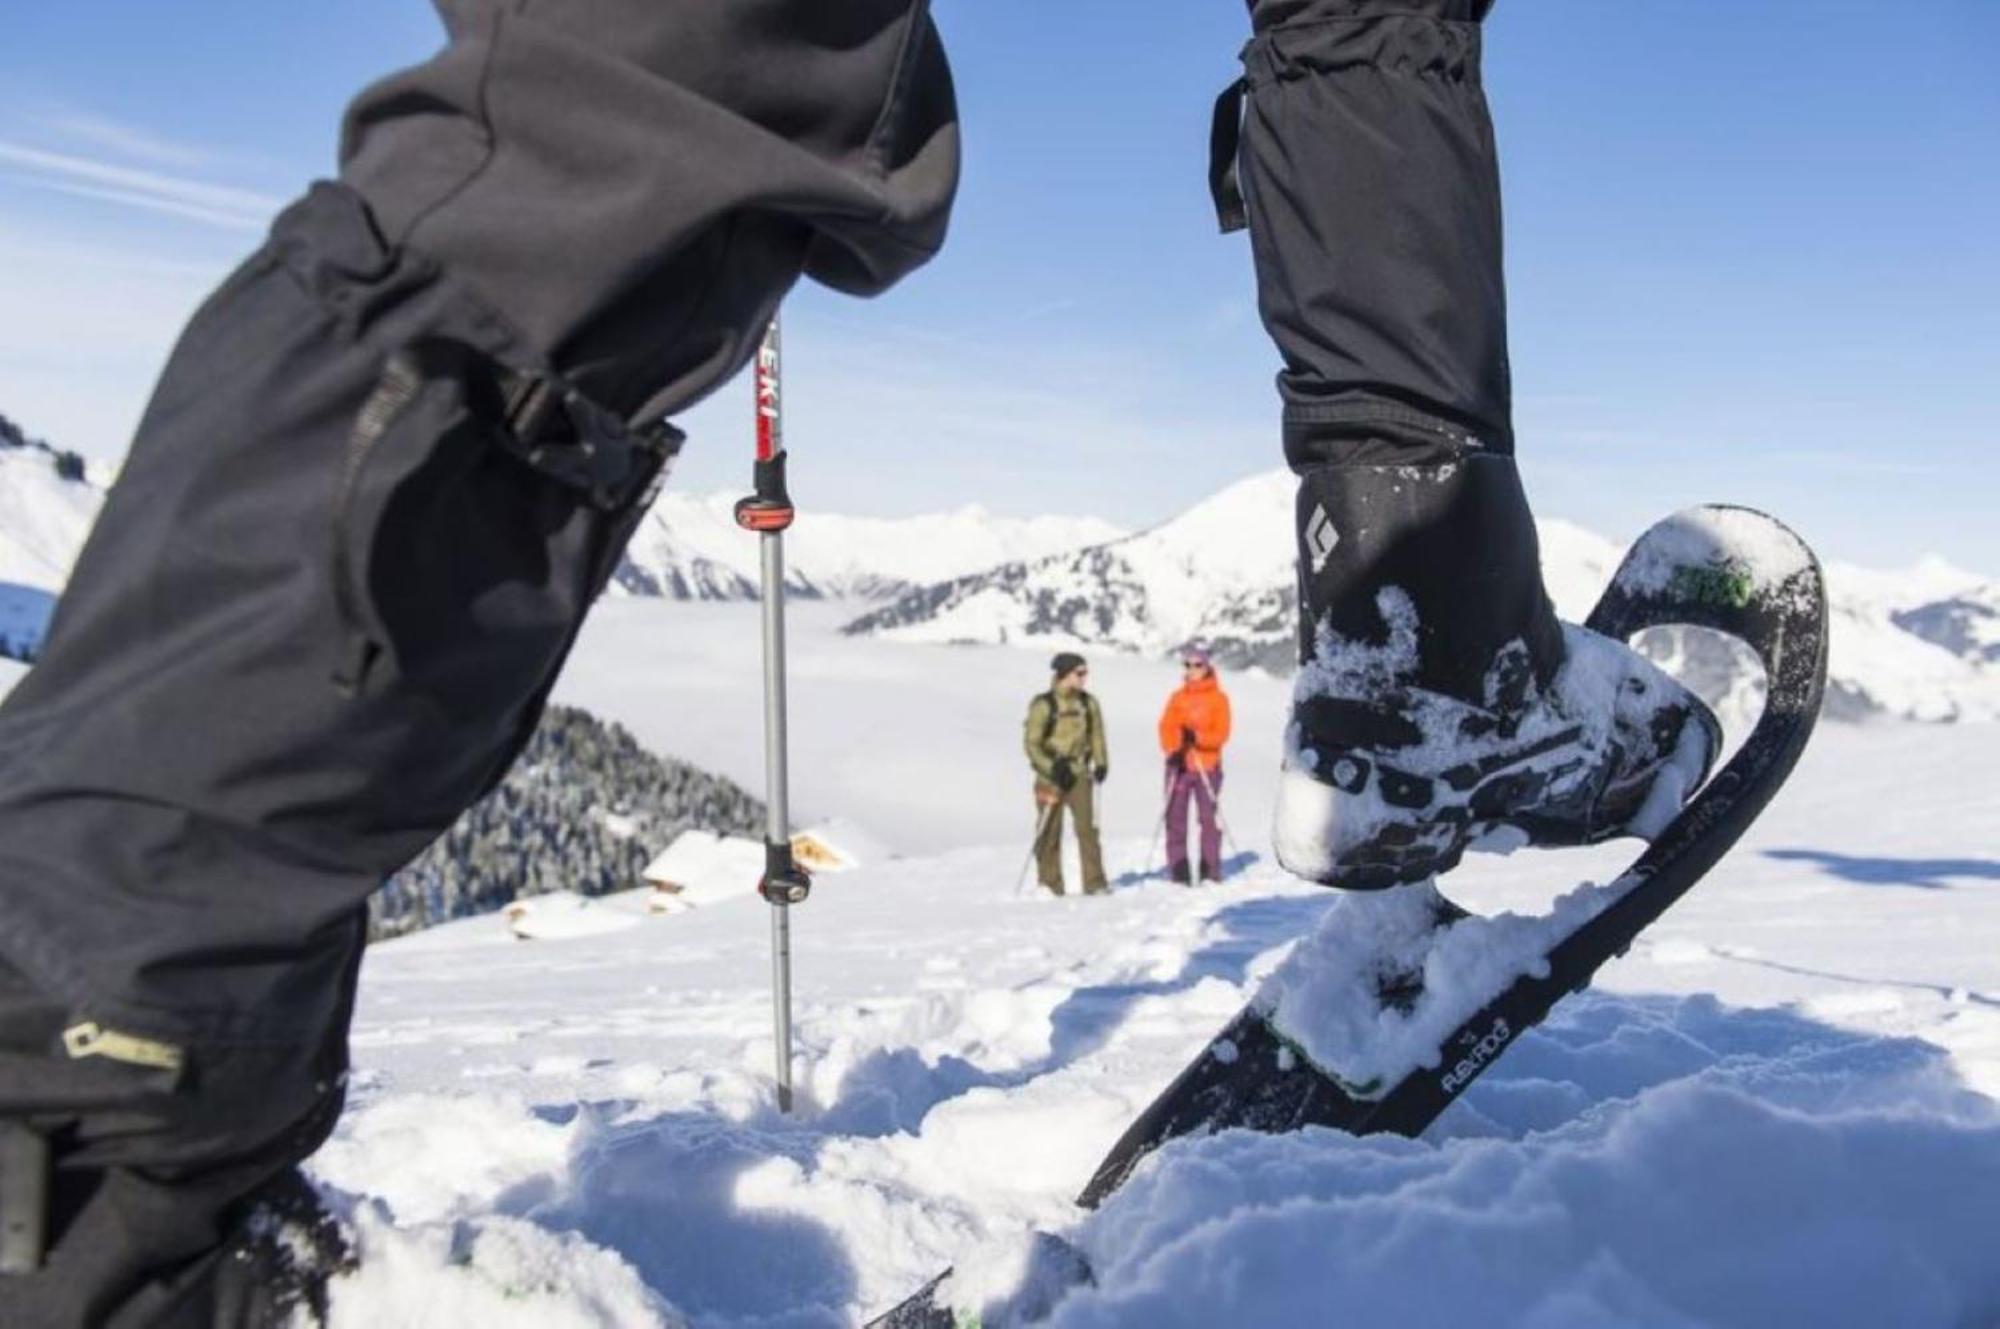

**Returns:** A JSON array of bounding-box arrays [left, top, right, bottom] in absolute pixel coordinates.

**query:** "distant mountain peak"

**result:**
[[843, 471, 1999, 725], [614, 492, 1126, 604]]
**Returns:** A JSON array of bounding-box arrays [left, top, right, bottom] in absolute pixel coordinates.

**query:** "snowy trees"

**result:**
[[369, 705, 763, 939]]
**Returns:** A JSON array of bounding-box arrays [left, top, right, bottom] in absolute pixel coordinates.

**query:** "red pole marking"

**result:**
[[755, 318, 782, 462]]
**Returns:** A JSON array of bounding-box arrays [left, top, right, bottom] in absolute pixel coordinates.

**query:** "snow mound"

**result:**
[[504, 891, 645, 941], [641, 830, 766, 909], [1059, 997, 1999, 1329]]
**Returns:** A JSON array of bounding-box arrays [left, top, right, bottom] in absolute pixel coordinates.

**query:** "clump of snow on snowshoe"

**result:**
[[1253, 877, 1624, 1093], [1616, 506, 1816, 603], [1276, 584, 1717, 884]]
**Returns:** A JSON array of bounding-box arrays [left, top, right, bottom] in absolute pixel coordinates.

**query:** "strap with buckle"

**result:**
[[493, 369, 684, 513]]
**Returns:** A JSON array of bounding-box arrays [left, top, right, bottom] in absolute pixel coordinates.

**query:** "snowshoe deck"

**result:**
[[869, 505, 1828, 1327]]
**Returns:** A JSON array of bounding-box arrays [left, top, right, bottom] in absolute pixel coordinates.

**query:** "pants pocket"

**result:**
[[330, 339, 680, 727]]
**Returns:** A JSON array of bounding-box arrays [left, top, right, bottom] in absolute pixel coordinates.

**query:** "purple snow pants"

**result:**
[[1165, 766, 1224, 876]]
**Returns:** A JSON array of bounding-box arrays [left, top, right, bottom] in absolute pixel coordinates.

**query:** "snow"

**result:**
[[504, 891, 648, 941], [618, 491, 1125, 601], [1616, 506, 1815, 598], [1274, 601, 1703, 883], [865, 471, 1296, 658], [0, 443, 101, 591], [642, 831, 769, 909], [7, 453, 2000, 1322], [551, 600, 1295, 858], [306, 601, 2000, 1327], [852, 474, 2000, 724], [1255, 877, 1621, 1092]]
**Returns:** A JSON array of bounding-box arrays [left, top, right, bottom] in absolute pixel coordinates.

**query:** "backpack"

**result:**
[[1034, 688, 1095, 753]]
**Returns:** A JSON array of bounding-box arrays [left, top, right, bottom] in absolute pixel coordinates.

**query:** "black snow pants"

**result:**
[[0, 3, 955, 1325], [0, 0, 1507, 1323], [1224, 0, 1509, 468]]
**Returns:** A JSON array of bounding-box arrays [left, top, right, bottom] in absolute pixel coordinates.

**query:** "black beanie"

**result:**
[[1050, 651, 1087, 679]]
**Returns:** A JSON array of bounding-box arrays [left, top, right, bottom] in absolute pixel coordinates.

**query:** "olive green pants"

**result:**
[[1034, 781, 1108, 896]]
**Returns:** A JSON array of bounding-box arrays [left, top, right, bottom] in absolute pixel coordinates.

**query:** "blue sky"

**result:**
[[2, 1, 1995, 570]]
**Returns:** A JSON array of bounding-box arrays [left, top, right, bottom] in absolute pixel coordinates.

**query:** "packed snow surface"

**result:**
[[313, 604, 2000, 1327]]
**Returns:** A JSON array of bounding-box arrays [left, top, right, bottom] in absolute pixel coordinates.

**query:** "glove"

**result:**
[[1094, 761, 1109, 785], [1051, 758, 1076, 791], [1166, 751, 1185, 774]]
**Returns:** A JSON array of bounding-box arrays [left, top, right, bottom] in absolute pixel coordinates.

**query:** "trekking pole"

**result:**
[[1016, 798, 1059, 893], [1142, 764, 1173, 876], [1192, 763, 1242, 873], [735, 313, 811, 1113]]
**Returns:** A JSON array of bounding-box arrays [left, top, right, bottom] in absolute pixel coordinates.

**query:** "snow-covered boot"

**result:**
[[1274, 449, 1721, 889]]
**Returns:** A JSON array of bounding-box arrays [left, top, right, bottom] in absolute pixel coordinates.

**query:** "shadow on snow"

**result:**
[[1764, 847, 2000, 891]]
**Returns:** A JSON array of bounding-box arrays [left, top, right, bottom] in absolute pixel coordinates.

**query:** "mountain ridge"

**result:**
[[5, 418, 1990, 723], [843, 468, 2000, 726]]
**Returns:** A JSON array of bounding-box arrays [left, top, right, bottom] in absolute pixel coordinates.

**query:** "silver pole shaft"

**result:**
[[760, 528, 795, 1112]]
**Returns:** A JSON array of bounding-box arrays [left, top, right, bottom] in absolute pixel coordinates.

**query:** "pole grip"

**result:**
[[754, 317, 783, 462]]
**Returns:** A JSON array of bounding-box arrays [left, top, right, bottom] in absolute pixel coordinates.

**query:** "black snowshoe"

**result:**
[[869, 504, 1828, 1328]]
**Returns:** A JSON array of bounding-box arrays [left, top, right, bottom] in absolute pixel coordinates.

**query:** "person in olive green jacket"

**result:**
[[1024, 652, 1110, 896]]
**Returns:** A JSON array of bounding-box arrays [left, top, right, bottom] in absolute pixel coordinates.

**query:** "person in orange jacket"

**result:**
[[1158, 645, 1232, 884]]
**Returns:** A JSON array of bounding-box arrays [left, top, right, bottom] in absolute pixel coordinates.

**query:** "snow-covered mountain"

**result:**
[[10, 417, 1994, 724], [0, 416, 102, 594], [845, 470, 1301, 667], [613, 491, 1125, 601], [844, 469, 2000, 725], [1, 417, 105, 663]]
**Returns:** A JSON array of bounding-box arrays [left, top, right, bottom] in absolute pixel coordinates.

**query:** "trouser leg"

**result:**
[[1164, 775, 1193, 874], [0, 935, 360, 1328], [1232, 0, 1560, 693], [1071, 784, 1109, 895], [0, 2, 957, 1320], [1237, 0, 1509, 467], [1195, 768, 1224, 873], [1035, 792, 1067, 894]]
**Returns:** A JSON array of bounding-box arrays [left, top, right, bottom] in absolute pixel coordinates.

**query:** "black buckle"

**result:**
[[497, 372, 683, 513]]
